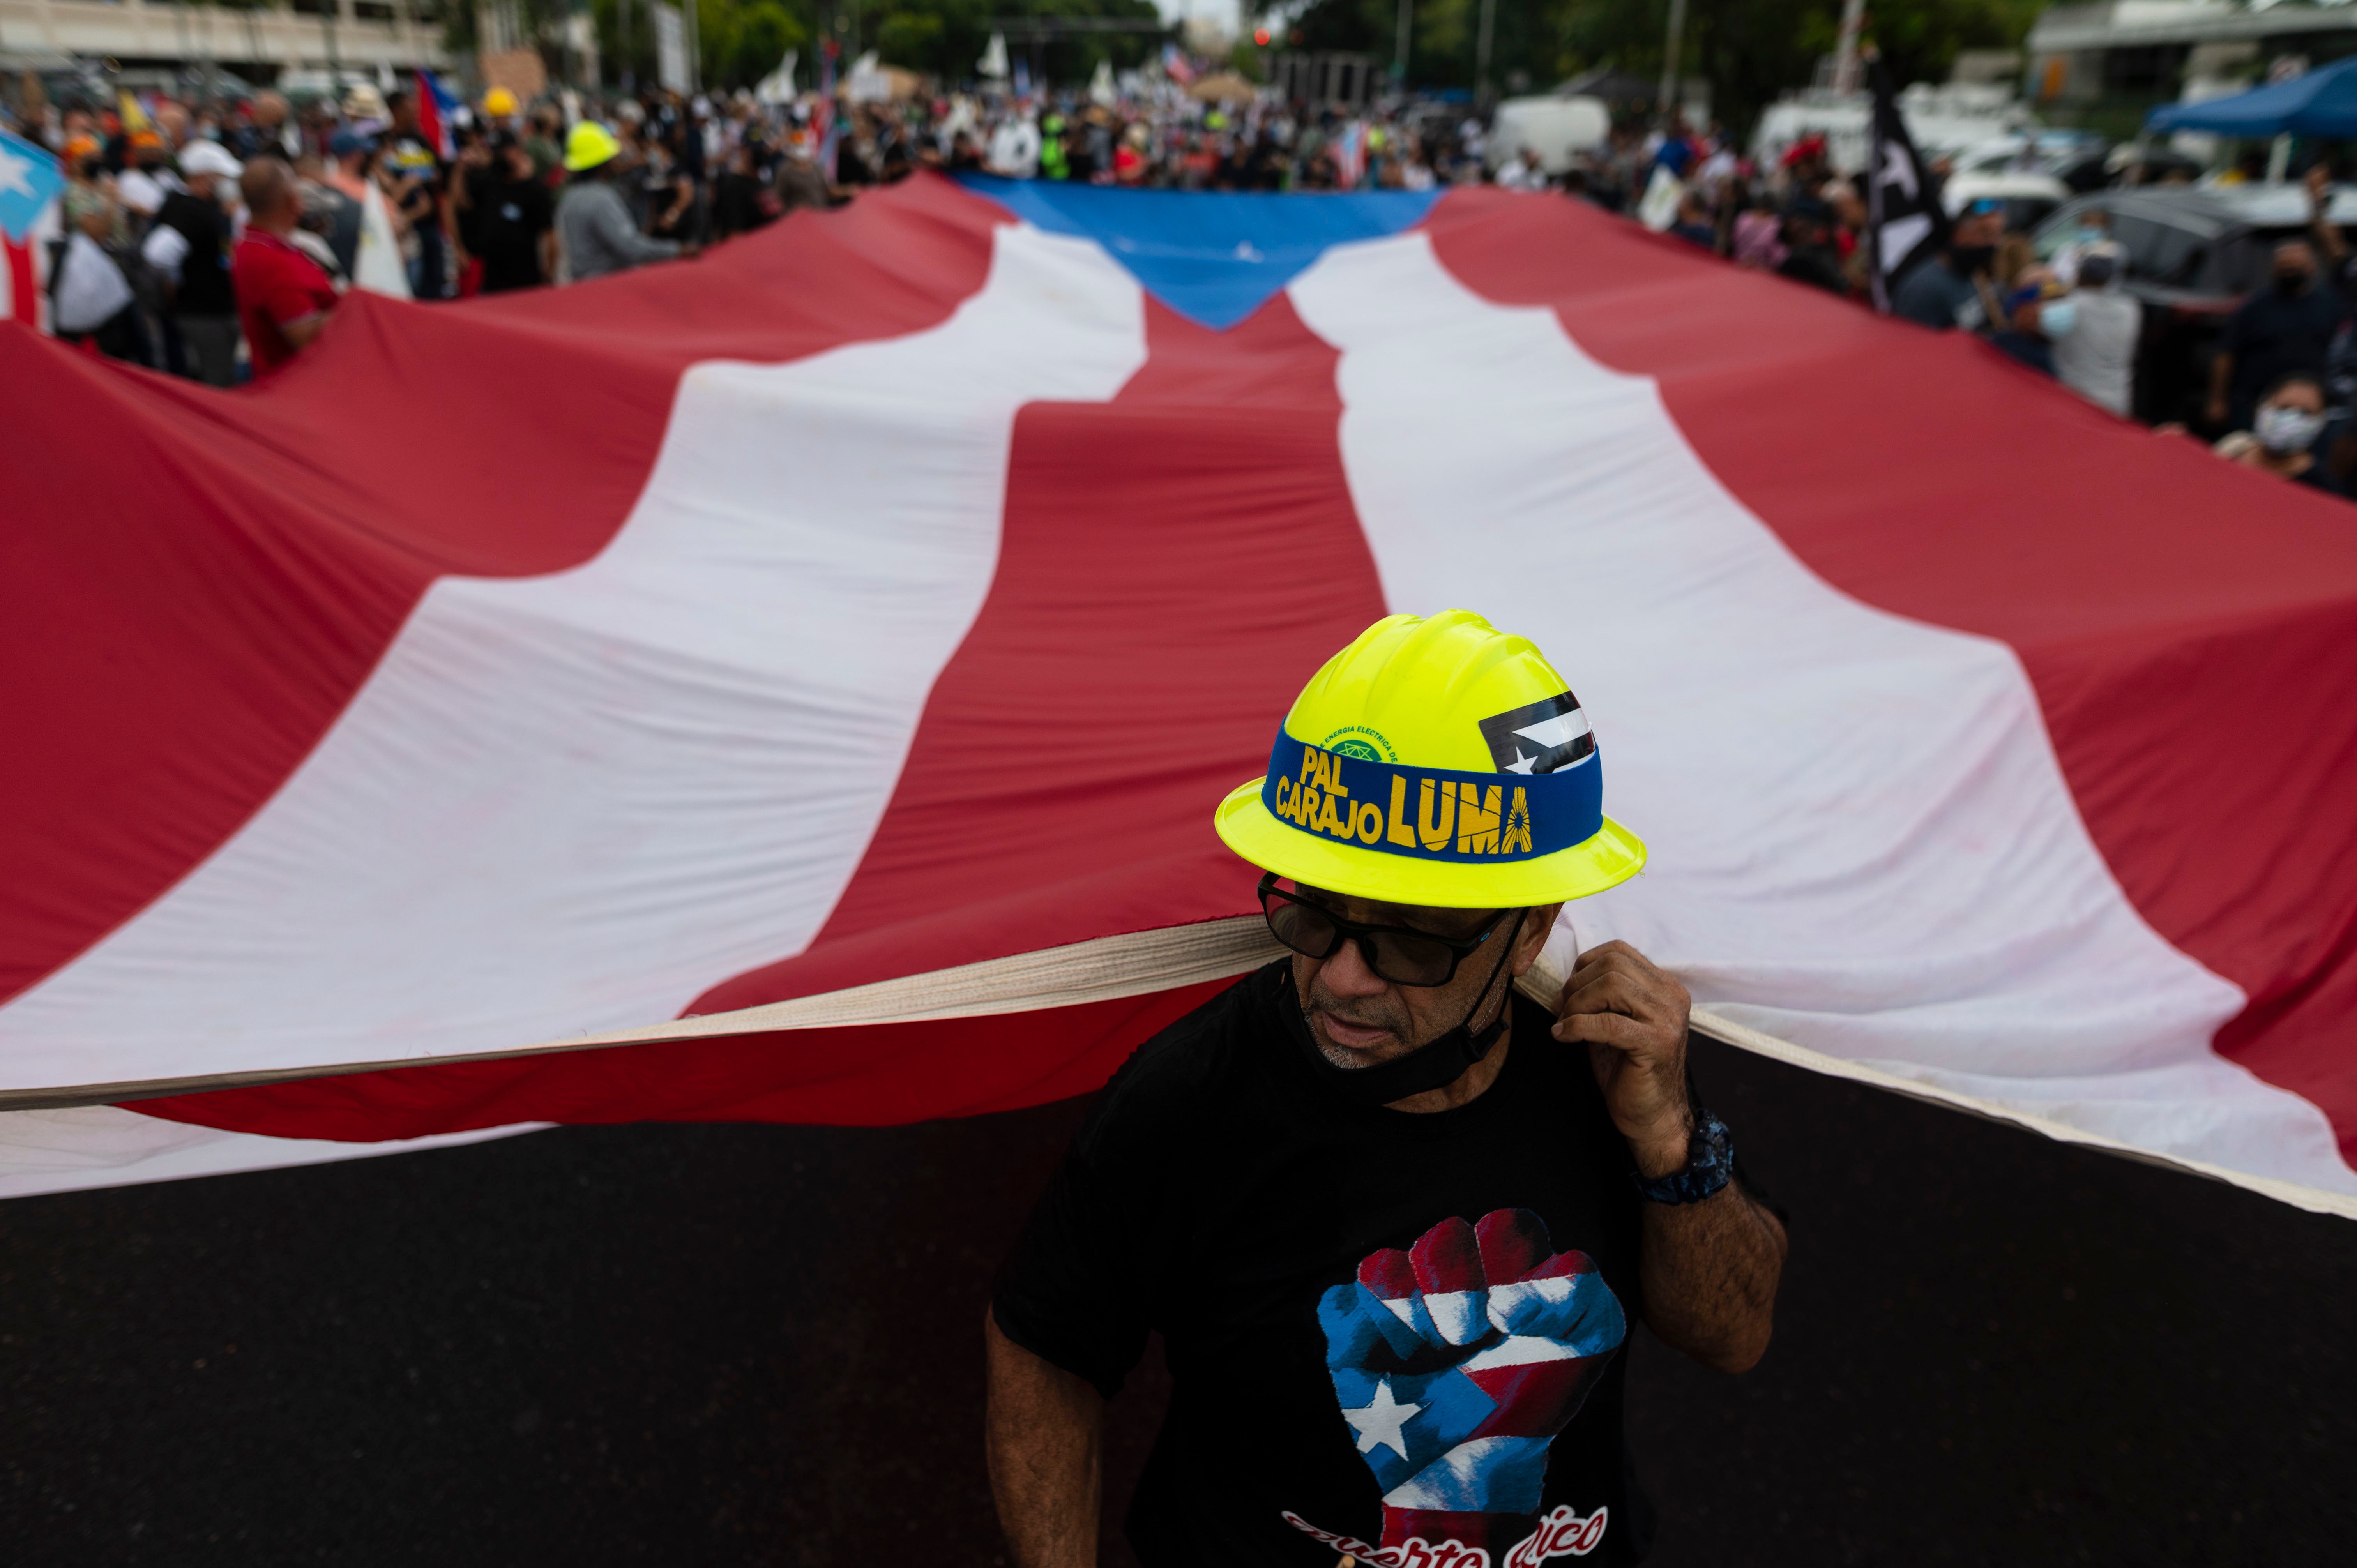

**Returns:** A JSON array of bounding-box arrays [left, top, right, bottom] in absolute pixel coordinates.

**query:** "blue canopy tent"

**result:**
[[2148, 56, 2357, 137]]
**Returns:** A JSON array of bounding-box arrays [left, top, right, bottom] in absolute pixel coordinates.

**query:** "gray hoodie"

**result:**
[[556, 175, 681, 283]]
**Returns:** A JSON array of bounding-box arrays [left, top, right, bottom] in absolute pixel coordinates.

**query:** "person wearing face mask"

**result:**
[[2052, 244, 2143, 417], [2208, 240, 2343, 433], [1991, 267, 2073, 377], [2214, 373, 2337, 493], [1892, 200, 2005, 332], [2050, 205, 2113, 288]]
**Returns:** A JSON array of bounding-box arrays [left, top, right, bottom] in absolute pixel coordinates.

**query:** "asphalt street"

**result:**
[[3, 1033, 2352, 1565]]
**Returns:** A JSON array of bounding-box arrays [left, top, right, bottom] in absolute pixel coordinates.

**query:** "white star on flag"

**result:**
[[1512, 710, 1590, 751], [1503, 747, 1537, 774], [1342, 1378, 1422, 1461], [0, 145, 33, 201]]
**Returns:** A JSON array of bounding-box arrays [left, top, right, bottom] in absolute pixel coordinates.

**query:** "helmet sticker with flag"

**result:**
[[1477, 693, 1593, 776]]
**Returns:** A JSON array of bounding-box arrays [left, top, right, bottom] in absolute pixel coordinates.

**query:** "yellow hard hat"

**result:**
[[563, 119, 622, 171], [1213, 611, 1646, 909], [483, 86, 519, 117]]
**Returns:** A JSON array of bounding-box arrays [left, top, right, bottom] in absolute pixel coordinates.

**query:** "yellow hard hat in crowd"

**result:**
[[1214, 611, 1646, 909], [483, 86, 519, 118], [563, 120, 622, 171]]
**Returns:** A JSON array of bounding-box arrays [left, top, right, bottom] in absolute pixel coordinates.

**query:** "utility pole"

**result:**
[[1657, 0, 1685, 126], [1394, 0, 1413, 88], [1475, 0, 1495, 101], [1832, 0, 1866, 93], [324, 0, 345, 105], [684, 0, 701, 93]]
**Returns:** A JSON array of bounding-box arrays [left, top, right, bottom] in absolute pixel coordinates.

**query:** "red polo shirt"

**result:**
[[232, 229, 339, 374]]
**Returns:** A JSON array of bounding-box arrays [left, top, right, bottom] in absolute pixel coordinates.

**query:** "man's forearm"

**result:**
[[985, 1306, 1103, 1568], [1638, 1184, 1786, 1374]]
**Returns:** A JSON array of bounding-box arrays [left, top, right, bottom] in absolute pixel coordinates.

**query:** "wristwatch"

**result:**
[[1631, 1107, 1735, 1206]]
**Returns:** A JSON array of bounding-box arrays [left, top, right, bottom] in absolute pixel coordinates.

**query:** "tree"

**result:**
[[1277, 0, 2044, 131]]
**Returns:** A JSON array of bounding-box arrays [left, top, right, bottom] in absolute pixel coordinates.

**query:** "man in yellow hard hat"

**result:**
[[986, 610, 1787, 1568], [554, 120, 687, 283]]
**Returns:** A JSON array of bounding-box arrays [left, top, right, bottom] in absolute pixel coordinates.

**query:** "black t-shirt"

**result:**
[[711, 169, 773, 239], [465, 170, 553, 293], [2223, 282, 2345, 411], [996, 962, 1652, 1568], [1776, 245, 1846, 296], [383, 134, 446, 235], [156, 189, 235, 316]]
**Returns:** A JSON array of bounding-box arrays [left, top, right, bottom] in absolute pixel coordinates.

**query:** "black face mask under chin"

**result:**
[[1282, 911, 1528, 1108]]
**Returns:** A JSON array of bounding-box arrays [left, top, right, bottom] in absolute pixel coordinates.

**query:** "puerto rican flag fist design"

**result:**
[[1316, 1210, 1626, 1557]]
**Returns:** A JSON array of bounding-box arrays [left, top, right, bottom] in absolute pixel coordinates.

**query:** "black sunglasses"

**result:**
[[1258, 873, 1507, 988]]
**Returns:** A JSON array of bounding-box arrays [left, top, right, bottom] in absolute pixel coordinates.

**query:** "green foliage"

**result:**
[[593, 0, 811, 90], [1277, 0, 2045, 129], [586, 0, 1161, 90]]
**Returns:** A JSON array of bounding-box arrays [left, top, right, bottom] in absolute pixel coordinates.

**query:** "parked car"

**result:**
[[1942, 170, 2073, 233], [1951, 130, 2107, 175], [2032, 185, 2356, 424]]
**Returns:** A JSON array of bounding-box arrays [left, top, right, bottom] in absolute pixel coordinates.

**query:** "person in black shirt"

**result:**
[[154, 141, 244, 386], [1775, 196, 1847, 296], [382, 88, 451, 300], [710, 140, 778, 241], [989, 611, 1788, 1568], [2209, 239, 2344, 433], [461, 134, 556, 293]]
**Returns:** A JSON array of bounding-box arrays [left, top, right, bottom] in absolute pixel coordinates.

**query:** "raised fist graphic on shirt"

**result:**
[[1315, 1209, 1626, 1562]]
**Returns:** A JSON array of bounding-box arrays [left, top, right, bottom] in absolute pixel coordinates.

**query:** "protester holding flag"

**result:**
[[232, 157, 339, 374], [555, 122, 685, 283], [2214, 371, 2339, 492], [988, 613, 1785, 1568]]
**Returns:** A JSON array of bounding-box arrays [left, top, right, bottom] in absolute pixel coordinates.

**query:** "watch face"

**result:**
[[1635, 1109, 1734, 1205]]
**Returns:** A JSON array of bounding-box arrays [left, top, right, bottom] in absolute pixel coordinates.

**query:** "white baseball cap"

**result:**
[[180, 141, 244, 181]]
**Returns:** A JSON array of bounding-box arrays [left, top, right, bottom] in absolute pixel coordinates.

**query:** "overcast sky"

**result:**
[[1156, 0, 1245, 42]]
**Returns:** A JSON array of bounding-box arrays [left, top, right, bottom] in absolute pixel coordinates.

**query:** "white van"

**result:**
[[1486, 96, 1612, 176]]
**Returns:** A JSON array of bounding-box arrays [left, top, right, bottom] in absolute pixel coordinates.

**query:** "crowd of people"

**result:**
[[4, 76, 1507, 386], [7, 73, 2357, 500], [1558, 118, 2357, 497]]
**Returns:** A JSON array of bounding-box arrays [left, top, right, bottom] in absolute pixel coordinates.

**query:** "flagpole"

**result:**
[[1657, 0, 1685, 127], [1475, 0, 1495, 102], [1832, 0, 1866, 94]]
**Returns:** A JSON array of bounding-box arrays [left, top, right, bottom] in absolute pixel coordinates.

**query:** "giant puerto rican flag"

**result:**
[[4, 175, 2355, 1214]]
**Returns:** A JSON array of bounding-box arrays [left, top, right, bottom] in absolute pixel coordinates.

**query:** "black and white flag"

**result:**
[[1866, 59, 1948, 311]]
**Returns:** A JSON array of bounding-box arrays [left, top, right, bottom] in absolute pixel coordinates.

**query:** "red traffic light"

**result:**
[[1254, 26, 1272, 44]]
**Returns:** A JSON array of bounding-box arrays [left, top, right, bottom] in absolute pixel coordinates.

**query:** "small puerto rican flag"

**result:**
[[414, 69, 463, 161]]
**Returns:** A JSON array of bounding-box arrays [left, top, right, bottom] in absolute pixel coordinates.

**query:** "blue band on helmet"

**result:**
[[1258, 731, 1603, 864]]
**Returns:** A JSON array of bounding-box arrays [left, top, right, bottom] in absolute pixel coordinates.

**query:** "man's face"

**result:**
[[1289, 886, 1560, 1070], [1954, 210, 2004, 250], [2265, 379, 2324, 417], [2276, 241, 2317, 289]]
